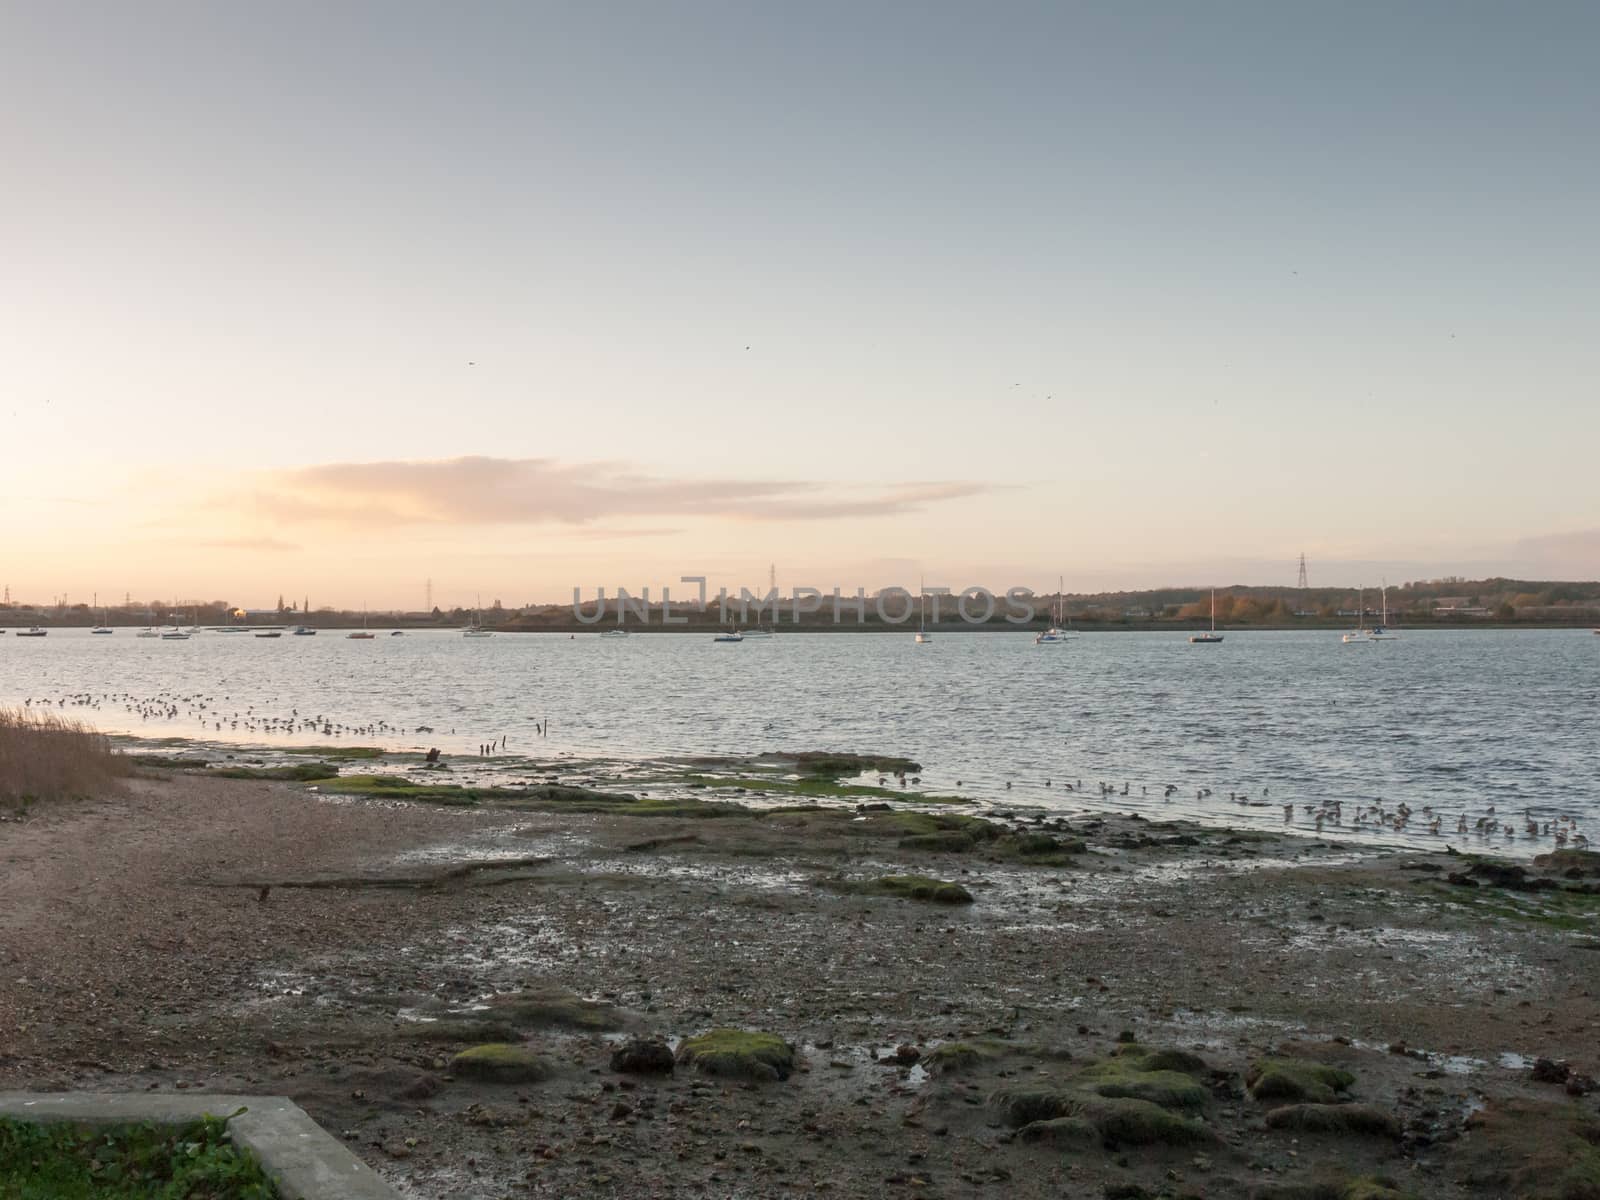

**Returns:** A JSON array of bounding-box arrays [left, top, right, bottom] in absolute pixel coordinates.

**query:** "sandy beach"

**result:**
[[4, 769, 1599, 1199]]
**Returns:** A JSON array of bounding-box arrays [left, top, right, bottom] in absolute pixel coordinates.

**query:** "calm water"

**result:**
[[5, 627, 1596, 850]]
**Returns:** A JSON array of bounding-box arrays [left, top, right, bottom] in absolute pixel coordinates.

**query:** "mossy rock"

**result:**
[[401, 1019, 523, 1044], [992, 1086, 1074, 1127], [1340, 1177, 1417, 1200], [1248, 1179, 1415, 1200], [451, 1043, 553, 1083], [1533, 849, 1600, 875], [774, 752, 922, 777], [999, 833, 1088, 861], [992, 1088, 1215, 1146], [1122, 1047, 1209, 1075], [898, 831, 980, 853], [1075, 1047, 1210, 1111], [1264, 1104, 1399, 1137], [1015, 1116, 1099, 1148], [676, 1029, 796, 1082], [1247, 1057, 1356, 1104], [865, 811, 998, 842], [487, 985, 627, 1032], [868, 875, 975, 903], [1083, 1067, 1208, 1112], [923, 1039, 1010, 1075]]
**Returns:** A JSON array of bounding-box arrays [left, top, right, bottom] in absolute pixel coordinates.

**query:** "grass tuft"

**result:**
[[0, 708, 130, 807]]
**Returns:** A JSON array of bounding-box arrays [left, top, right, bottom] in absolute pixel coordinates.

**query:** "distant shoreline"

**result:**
[[8, 620, 1599, 633]]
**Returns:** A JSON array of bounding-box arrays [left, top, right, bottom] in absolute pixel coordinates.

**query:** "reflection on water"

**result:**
[[5, 627, 1596, 851]]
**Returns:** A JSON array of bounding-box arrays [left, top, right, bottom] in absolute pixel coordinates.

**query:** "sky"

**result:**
[[3, 1, 1597, 609]]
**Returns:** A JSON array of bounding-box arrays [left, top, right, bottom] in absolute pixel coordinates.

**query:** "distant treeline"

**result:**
[[6, 576, 1598, 629]]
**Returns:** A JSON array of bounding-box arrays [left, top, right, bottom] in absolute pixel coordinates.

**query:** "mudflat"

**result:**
[[4, 772, 1599, 1199]]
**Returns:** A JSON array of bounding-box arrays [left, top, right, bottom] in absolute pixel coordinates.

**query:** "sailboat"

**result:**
[[1189, 589, 1224, 643], [743, 565, 778, 636], [347, 606, 376, 639], [160, 614, 191, 640], [1342, 589, 1370, 643], [1036, 577, 1075, 644], [137, 607, 160, 637], [914, 576, 932, 643], [463, 595, 493, 637], [91, 605, 113, 634], [1366, 580, 1400, 640]]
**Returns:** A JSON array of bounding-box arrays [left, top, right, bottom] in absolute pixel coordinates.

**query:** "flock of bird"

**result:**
[[19, 691, 431, 742], [16, 691, 1591, 851]]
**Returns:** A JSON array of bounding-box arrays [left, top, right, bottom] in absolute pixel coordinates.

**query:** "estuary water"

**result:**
[[4, 627, 1596, 850]]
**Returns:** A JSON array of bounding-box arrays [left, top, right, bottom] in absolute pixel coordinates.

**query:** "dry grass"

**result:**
[[0, 707, 130, 805]]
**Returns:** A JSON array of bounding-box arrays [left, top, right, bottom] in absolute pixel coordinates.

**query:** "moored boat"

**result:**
[[1189, 588, 1224, 644]]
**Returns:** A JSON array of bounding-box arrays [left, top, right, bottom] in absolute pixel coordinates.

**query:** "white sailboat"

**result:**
[[914, 576, 932, 643], [137, 607, 159, 637], [91, 606, 113, 634], [1366, 580, 1400, 640], [1036, 576, 1074, 644], [1342, 588, 1370, 643], [1189, 588, 1224, 643], [463, 595, 493, 637], [744, 564, 778, 636], [599, 628, 630, 639]]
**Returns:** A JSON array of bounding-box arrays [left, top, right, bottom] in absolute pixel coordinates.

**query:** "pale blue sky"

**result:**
[[2, 2, 1596, 605]]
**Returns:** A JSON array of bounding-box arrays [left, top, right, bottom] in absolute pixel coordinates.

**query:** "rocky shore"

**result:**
[[3, 767, 1598, 1199]]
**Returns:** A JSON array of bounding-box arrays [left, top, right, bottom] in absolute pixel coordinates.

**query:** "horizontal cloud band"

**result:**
[[245, 456, 989, 527]]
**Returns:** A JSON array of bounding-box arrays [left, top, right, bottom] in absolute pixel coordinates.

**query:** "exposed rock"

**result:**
[[610, 1037, 675, 1075], [1264, 1103, 1400, 1137]]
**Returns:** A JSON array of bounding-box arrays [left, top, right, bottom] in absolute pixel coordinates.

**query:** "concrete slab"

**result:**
[[0, 1092, 399, 1200]]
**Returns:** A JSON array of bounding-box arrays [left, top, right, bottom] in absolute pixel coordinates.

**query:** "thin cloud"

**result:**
[[239, 456, 989, 528], [196, 537, 301, 552], [1508, 528, 1600, 569]]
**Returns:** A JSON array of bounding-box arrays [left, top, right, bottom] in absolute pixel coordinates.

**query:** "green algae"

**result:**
[[824, 874, 975, 904], [676, 1029, 796, 1082], [1421, 881, 1600, 932], [317, 774, 746, 818], [132, 754, 212, 771], [209, 763, 340, 782]]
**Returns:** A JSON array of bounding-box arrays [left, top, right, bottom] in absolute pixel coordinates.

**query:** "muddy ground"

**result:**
[[3, 769, 1599, 1199]]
